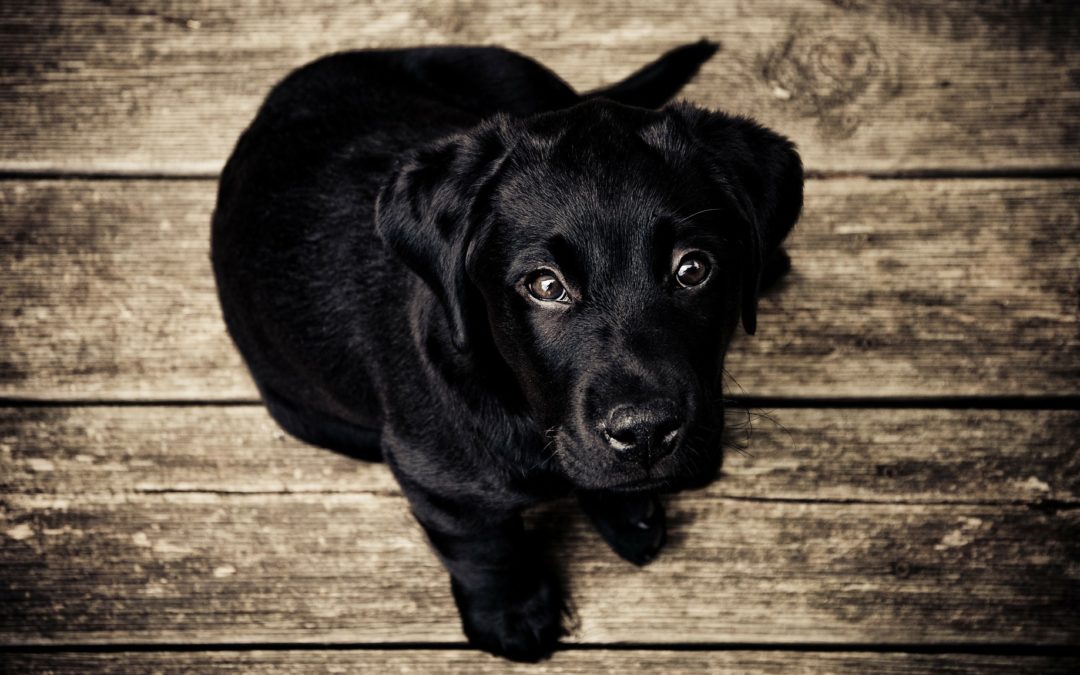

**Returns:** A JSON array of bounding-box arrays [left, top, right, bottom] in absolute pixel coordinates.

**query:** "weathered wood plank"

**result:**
[[1, 407, 1076, 504], [1, 491, 1076, 645], [5, 650, 1078, 674], [0, 1, 1076, 173], [2, 406, 1076, 646], [1, 178, 1076, 398], [0, 181, 238, 398]]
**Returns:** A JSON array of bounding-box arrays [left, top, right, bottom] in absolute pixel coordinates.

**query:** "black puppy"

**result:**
[[212, 41, 802, 661]]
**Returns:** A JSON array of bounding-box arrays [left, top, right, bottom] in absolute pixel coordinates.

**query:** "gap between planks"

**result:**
[[2, 395, 1080, 409], [4, 647, 1080, 675], [3, 169, 1080, 182]]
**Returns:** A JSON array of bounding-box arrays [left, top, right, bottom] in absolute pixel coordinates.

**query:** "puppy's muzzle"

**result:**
[[598, 398, 685, 468]]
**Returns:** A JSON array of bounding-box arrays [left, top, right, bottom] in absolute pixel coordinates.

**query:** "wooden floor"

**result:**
[[1, 2, 1078, 673]]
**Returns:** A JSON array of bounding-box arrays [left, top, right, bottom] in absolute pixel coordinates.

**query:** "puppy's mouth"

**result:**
[[604, 475, 677, 494], [551, 424, 723, 494]]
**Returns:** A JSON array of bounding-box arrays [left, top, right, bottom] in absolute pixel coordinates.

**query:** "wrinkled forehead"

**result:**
[[491, 160, 661, 277], [499, 156, 667, 233], [485, 132, 733, 277]]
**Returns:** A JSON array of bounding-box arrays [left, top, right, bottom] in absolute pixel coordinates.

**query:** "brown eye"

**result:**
[[527, 271, 570, 303], [674, 252, 711, 288]]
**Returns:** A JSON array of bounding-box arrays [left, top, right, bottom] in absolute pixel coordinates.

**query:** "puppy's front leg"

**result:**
[[413, 504, 565, 662], [578, 491, 666, 566]]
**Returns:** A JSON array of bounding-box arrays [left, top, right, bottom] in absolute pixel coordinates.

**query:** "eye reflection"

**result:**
[[527, 271, 570, 303], [674, 252, 711, 288]]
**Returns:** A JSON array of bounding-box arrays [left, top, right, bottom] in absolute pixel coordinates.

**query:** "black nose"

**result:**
[[600, 399, 684, 466]]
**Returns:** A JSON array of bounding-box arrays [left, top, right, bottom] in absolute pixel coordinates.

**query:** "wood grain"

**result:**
[[1, 406, 1076, 504], [1, 406, 1078, 646], [0, 1, 1076, 174], [5, 650, 1079, 674], [1, 0, 1076, 666], [1, 492, 1076, 645], [2, 178, 1076, 399]]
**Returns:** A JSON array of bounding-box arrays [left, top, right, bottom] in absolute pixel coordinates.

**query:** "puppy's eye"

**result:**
[[526, 271, 570, 303], [674, 252, 711, 288]]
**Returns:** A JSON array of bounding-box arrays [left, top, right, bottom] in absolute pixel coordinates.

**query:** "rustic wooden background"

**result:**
[[1, 1, 1078, 672]]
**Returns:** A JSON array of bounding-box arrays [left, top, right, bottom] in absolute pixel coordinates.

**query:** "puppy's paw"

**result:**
[[580, 492, 666, 566], [451, 573, 565, 662]]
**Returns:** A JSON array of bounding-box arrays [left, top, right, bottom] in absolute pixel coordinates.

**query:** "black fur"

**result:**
[[212, 41, 802, 662]]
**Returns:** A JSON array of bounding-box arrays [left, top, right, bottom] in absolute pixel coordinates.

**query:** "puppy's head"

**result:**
[[377, 100, 802, 492]]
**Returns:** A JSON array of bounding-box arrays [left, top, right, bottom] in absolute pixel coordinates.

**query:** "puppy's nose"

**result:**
[[600, 399, 684, 466]]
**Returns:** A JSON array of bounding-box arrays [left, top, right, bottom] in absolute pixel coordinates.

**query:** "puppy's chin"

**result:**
[[552, 428, 723, 494]]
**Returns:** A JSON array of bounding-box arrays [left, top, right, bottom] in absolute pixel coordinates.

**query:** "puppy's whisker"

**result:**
[[524, 426, 563, 474], [671, 206, 725, 226], [720, 367, 747, 395], [525, 447, 559, 474], [743, 408, 795, 447]]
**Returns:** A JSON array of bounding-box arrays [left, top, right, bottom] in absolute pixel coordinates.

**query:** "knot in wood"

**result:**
[[761, 29, 900, 139]]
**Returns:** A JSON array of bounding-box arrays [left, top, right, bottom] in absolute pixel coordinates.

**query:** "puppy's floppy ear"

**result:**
[[375, 118, 515, 352], [666, 103, 803, 335]]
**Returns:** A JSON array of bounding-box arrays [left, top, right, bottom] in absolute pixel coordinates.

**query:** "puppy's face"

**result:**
[[377, 100, 802, 492], [468, 120, 739, 491]]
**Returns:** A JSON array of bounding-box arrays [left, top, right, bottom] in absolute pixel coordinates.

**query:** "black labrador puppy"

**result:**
[[212, 41, 802, 661]]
